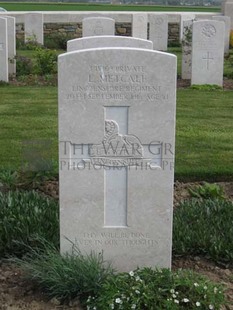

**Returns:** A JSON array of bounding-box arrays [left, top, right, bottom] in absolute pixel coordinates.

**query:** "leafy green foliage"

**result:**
[[173, 199, 233, 263], [0, 190, 59, 257], [189, 84, 223, 91], [16, 55, 33, 76], [14, 240, 113, 303], [188, 182, 226, 200], [86, 268, 225, 310], [44, 32, 74, 50], [34, 48, 57, 75], [0, 170, 19, 189]]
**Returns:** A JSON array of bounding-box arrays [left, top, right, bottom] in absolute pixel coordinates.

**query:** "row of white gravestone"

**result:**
[[0, 16, 16, 82], [182, 19, 227, 86], [59, 35, 177, 271], [23, 13, 169, 51]]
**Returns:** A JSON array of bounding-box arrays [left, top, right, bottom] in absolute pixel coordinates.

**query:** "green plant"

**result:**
[[0, 190, 59, 257], [86, 268, 226, 309], [23, 34, 44, 50], [44, 32, 74, 50], [16, 55, 33, 76], [14, 240, 113, 303], [173, 199, 233, 263], [188, 182, 226, 200], [0, 170, 19, 189], [33, 48, 57, 75], [189, 84, 223, 91]]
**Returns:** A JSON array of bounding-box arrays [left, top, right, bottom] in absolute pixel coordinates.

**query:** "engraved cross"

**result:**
[[202, 52, 214, 70]]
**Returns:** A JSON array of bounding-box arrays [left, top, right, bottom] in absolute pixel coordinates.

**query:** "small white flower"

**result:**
[[204, 294, 207, 299], [174, 299, 179, 304], [194, 283, 199, 287], [209, 305, 214, 309], [196, 301, 201, 307], [170, 289, 175, 293], [182, 298, 189, 303], [135, 276, 141, 281], [214, 287, 218, 294], [131, 305, 136, 309], [129, 271, 134, 277], [204, 286, 207, 290], [110, 304, 114, 309], [115, 298, 121, 304], [135, 290, 140, 294], [176, 291, 179, 295], [93, 307, 97, 310], [172, 294, 177, 298]]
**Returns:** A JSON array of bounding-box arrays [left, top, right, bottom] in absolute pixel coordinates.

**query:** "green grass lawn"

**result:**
[[0, 2, 220, 12], [0, 85, 232, 181]]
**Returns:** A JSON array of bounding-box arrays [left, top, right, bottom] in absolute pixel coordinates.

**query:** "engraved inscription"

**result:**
[[90, 120, 143, 167], [76, 232, 159, 247], [202, 24, 216, 38], [65, 65, 168, 103]]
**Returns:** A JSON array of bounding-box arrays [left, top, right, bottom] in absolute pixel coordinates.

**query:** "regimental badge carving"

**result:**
[[90, 120, 143, 167], [201, 24, 216, 38], [93, 21, 104, 35]]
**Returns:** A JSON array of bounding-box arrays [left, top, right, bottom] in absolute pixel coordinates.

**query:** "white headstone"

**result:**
[[191, 20, 225, 86], [181, 20, 193, 80], [67, 36, 153, 52], [179, 14, 195, 42], [0, 17, 8, 82], [24, 13, 44, 45], [224, 0, 233, 28], [59, 47, 177, 271], [5, 16, 16, 75], [213, 16, 231, 54], [149, 14, 168, 51], [132, 13, 148, 40], [82, 17, 115, 37]]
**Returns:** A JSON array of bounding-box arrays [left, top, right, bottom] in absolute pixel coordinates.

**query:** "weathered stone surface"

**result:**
[[59, 47, 176, 271], [191, 20, 225, 86]]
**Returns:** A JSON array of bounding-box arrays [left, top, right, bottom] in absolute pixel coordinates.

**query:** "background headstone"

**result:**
[[179, 14, 195, 42], [0, 17, 8, 82], [191, 20, 225, 86], [223, 0, 233, 29], [82, 17, 115, 37], [132, 13, 148, 40], [212, 16, 231, 54], [59, 47, 177, 271], [67, 36, 153, 52], [181, 20, 193, 80], [149, 14, 168, 51], [5, 16, 16, 75], [24, 13, 44, 45]]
